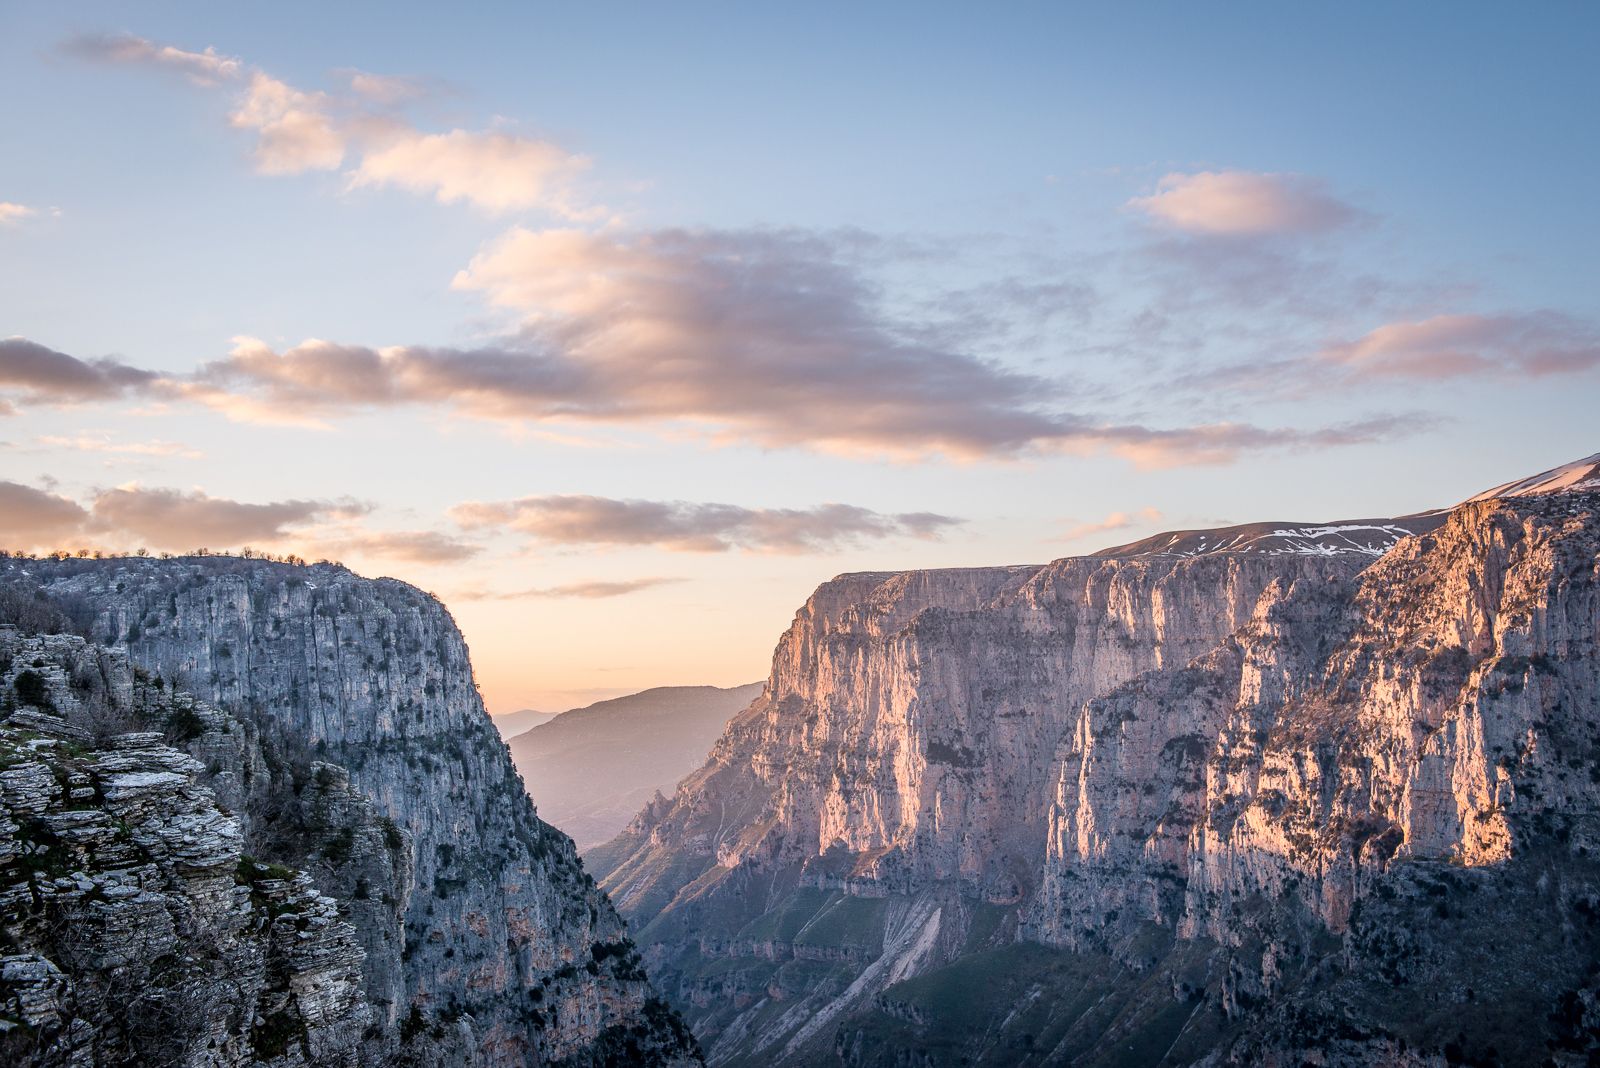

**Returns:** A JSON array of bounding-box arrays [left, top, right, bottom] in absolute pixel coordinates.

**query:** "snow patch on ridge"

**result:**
[[1467, 451, 1600, 503]]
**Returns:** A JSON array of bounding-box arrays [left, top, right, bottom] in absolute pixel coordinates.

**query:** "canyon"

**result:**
[[589, 452, 1600, 1065], [3, 450, 1597, 1066]]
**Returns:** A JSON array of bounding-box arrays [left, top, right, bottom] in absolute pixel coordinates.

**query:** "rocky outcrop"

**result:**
[[591, 463, 1600, 1066], [0, 631, 368, 1066], [0, 559, 700, 1066]]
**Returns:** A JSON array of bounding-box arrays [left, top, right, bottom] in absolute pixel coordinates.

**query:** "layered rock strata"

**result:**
[[592, 475, 1600, 1066]]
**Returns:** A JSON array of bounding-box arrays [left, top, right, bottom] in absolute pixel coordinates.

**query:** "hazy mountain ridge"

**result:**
[[508, 685, 763, 851], [492, 708, 558, 739], [0, 558, 699, 1066], [590, 453, 1600, 1066]]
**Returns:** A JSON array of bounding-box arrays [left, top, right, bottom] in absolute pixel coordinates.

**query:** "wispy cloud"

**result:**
[[62, 31, 241, 86], [37, 435, 203, 459], [308, 528, 481, 564], [64, 31, 594, 215], [0, 203, 37, 226], [339, 69, 435, 106], [449, 495, 963, 553], [1320, 312, 1600, 380], [1063, 507, 1162, 542], [1128, 170, 1361, 236], [452, 577, 683, 600]]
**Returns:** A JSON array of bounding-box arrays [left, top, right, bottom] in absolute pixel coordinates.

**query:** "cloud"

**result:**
[[37, 435, 203, 459], [349, 129, 591, 214], [159, 228, 1109, 458], [7, 213, 1423, 466], [0, 478, 477, 562], [66, 32, 596, 215], [0, 203, 37, 226], [1128, 171, 1359, 236], [452, 577, 683, 600], [313, 528, 480, 564], [86, 486, 362, 550], [341, 70, 433, 106], [1098, 415, 1420, 470], [228, 72, 345, 174], [184, 334, 584, 421], [0, 337, 160, 407], [449, 495, 963, 553], [1320, 312, 1600, 380], [441, 224, 1345, 462], [0, 482, 91, 546], [1063, 507, 1162, 541], [62, 32, 242, 86]]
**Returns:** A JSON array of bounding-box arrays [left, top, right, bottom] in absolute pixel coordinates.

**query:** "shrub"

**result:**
[[13, 669, 50, 709]]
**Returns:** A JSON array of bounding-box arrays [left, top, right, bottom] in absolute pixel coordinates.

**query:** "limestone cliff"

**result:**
[[0, 629, 372, 1065], [0, 558, 699, 1067], [591, 457, 1600, 1066]]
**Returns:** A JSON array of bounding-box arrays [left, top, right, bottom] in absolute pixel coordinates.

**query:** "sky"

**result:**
[[1, 2, 1597, 713]]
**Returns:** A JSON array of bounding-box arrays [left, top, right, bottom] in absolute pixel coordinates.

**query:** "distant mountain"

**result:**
[[509, 683, 764, 850], [490, 707, 556, 738]]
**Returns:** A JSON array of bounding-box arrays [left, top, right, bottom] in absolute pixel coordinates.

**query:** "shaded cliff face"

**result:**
[[0, 558, 699, 1067], [591, 485, 1600, 1066], [0, 630, 371, 1066]]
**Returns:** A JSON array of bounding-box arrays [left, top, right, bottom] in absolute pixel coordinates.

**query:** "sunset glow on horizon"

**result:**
[[3, 2, 1596, 713]]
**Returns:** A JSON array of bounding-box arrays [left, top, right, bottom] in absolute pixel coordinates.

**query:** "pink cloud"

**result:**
[[1128, 170, 1358, 236], [1063, 507, 1162, 542], [1321, 312, 1600, 380], [449, 495, 962, 554]]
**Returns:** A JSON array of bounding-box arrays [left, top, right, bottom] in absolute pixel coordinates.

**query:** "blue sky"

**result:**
[[2, 2, 1596, 711]]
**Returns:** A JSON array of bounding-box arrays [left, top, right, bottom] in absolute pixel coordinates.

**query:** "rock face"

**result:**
[[0, 559, 699, 1067], [590, 459, 1600, 1066], [507, 685, 763, 851], [0, 630, 370, 1066]]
